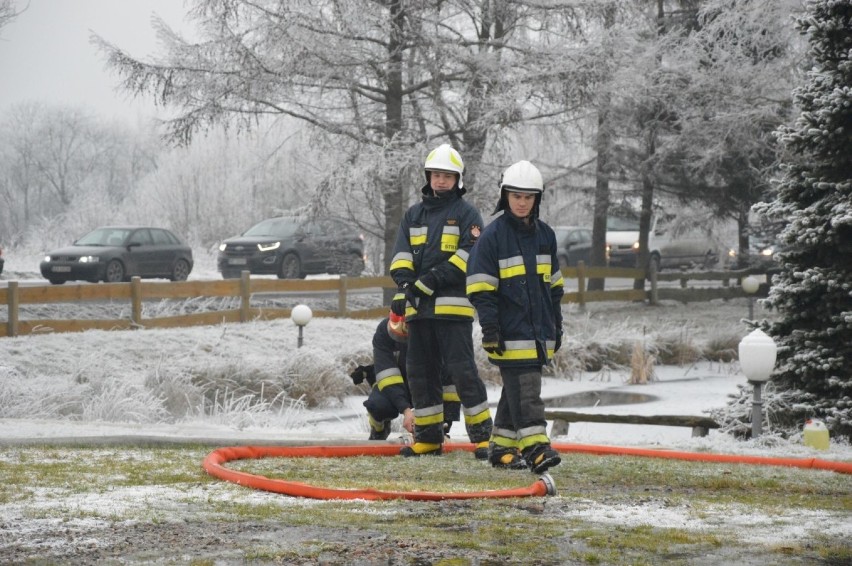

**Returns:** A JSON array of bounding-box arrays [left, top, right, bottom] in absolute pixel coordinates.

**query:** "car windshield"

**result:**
[[76, 228, 131, 246], [606, 216, 640, 231], [244, 218, 301, 238]]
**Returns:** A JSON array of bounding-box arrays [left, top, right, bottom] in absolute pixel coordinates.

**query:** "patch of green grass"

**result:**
[[3, 443, 850, 564]]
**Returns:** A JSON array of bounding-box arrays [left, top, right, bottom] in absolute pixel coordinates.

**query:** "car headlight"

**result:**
[[631, 241, 640, 251], [258, 241, 281, 252], [760, 247, 774, 256], [219, 243, 227, 252], [79, 256, 100, 263], [44, 255, 52, 262]]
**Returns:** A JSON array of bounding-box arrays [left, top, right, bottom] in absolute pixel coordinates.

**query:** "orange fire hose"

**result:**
[[202, 443, 554, 500], [203, 441, 850, 501]]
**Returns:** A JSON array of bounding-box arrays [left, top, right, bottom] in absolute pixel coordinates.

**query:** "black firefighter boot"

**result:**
[[369, 420, 392, 441], [523, 444, 561, 474]]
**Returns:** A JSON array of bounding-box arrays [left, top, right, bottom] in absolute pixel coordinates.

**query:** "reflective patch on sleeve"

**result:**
[[409, 226, 427, 246], [390, 251, 414, 272], [466, 273, 498, 294], [498, 255, 526, 279]]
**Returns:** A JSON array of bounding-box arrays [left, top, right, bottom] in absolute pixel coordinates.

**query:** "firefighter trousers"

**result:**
[[406, 318, 492, 445]]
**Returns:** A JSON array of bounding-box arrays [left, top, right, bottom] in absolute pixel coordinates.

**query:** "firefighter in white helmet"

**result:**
[[389, 143, 493, 458], [349, 312, 461, 440], [466, 160, 564, 473]]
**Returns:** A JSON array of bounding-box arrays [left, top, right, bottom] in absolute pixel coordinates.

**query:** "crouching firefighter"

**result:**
[[349, 312, 461, 440], [466, 160, 564, 474]]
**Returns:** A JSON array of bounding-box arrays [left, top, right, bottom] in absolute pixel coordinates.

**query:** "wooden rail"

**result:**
[[0, 265, 769, 338], [545, 409, 721, 438]]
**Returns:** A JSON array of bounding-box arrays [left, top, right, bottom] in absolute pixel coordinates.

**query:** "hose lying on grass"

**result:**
[[202, 441, 851, 501]]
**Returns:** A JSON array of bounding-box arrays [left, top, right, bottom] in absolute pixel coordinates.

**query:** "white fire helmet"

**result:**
[[499, 160, 543, 194], [424, 144, 464, 188]]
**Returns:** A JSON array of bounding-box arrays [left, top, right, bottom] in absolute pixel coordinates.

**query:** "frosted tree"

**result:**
[[94, 1, 600, 270], [749, 0, 851, 439]]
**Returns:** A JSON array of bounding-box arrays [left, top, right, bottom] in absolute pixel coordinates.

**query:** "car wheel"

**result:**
[[47, 278, 65, 285], [278, 253, 303, 279], [104, 259, 125, 283], [221, 270, 240, 279], [345, 255, 365, 277], [170, 259, 190, 281], [701, 251, 717, 270]]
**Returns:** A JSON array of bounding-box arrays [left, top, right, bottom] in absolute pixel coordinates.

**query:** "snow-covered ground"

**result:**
[[1, 250, 849, 460]]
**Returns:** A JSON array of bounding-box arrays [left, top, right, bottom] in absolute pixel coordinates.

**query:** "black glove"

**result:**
[[481, 324, 505, 356], [390, 283, 410, 316], [554, 332, 563, 353], [350, 364, 376, 386]]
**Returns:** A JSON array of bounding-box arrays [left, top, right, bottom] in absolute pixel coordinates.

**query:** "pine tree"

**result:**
[[755, 0, 852, 439]]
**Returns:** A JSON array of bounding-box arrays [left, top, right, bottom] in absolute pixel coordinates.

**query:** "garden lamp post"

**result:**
[[741, 275, 760, 320], [291, 304, 312, 348], [738, 329, 777, 438]]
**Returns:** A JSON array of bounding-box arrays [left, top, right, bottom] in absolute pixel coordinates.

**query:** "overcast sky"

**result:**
[[0, 0, 190, 120]]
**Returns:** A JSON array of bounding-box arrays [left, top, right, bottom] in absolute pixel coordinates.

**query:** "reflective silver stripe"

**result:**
[[392, 251, 413, 264], [375, 368, 400, 381], [455, 249, 469, 261], [466, 272, 498, 288], [504, 340, 537, 351], [410, 226, 428, 238], [493, 426, 518, 440], [443, 384, 458, 395], [415, 403, 443, 418], [536, 254, 550, 265], [463, 401, 489, 416], [498, 256, 524, 270], [443, 225, 460, 235], [435, 296, 474, 309], [518, 425, 548, 437]]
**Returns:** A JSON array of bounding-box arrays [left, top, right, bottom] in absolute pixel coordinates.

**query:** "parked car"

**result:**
[[552, 226, 592, 268], [726, 236, 787, 269], [40, 226, 193, 285], [217, 216, 365, 279], [0, 244, 4, 276], [606, 214, 719, 271]]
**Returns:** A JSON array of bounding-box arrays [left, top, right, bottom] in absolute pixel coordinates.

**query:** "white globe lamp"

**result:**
[[291, 304, 313, 347], [738, 329, 777, 437]]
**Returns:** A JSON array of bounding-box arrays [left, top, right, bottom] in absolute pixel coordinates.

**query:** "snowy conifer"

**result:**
[[750, 0, 852, 439]]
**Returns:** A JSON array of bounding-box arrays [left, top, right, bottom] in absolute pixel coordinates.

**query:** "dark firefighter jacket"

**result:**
[[390, 185, 483, 321], [371, 318, 412, 415], [466, 211, 565, 367]]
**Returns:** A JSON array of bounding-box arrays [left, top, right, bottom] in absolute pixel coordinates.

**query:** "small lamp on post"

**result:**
[[738, 329, 777, 438], [290, 304, 312, 348], [741, 275, 760, 320]]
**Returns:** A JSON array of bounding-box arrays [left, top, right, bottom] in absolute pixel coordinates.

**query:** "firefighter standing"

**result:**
[[389, 144, 493, 458], [349, 313, 461, 440], [466, 160, 564, 473]]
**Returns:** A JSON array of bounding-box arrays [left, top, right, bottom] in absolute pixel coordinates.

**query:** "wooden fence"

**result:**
[[0, 264, 769, 338]]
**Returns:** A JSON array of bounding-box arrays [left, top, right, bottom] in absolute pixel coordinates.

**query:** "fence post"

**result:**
[[649, 261, 658, 306], [130, 277, 143, 327], [576, 261, 586, 312], [338, 275, 348, 316], [7, 281, 19, 337], [240, 270, 251, 322]]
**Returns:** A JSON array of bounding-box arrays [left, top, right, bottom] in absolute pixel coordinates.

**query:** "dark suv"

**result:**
[[217, 216, 365, 279], [553, 226, 592, 268]]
